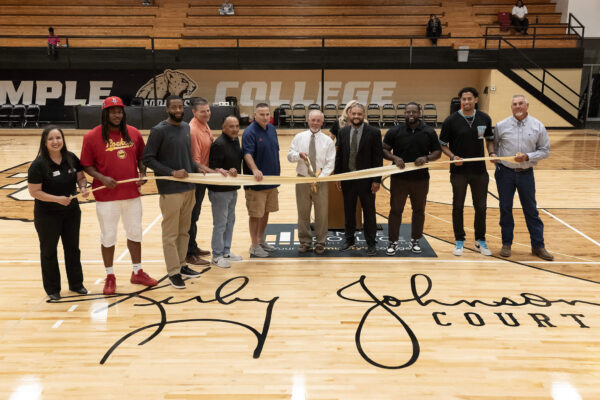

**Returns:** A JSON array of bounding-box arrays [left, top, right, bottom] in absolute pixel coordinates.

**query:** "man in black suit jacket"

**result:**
[[334, 103, 383, 256]]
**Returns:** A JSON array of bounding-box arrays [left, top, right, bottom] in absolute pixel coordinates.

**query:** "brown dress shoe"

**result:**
[[532, 247, 554, 261], [314, 243, 325, 255], [499, 244, 511, 257], [185, 254, 210, 265], [195, 248, 211, 257], [298, 243, 313, 253]]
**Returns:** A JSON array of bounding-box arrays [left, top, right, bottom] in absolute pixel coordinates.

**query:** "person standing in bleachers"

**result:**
[[426, 15, 442, 46], [47, 27, 60, 58], [511, 0, 529, 35]]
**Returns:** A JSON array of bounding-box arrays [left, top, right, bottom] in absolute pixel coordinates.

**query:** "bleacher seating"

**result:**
[[0, 0, 580, 50]]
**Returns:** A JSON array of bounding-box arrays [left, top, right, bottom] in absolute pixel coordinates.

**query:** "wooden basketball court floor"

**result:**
[[0, 128, 599, 399]]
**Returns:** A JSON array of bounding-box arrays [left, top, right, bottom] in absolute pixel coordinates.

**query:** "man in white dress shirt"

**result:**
[[287, 110, 336, 255], [491, 95, 552, 261]]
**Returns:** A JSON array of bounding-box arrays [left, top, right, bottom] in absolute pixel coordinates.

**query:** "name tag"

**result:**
[[52, 170, 61, 177]]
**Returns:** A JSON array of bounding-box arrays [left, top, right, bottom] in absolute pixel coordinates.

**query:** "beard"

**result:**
[[169, 112, 183, 123]]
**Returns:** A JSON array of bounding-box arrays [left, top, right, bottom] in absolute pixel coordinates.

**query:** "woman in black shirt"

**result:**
[[27, 126, 89, 300]]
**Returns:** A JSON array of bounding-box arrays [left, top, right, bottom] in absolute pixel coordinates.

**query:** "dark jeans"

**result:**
[[388, 177, 429, 242], [341, 179, 377, 246], [495, 164, 545, 248], [187, 184, 206, 257], [450, 172, 489, 242], [34, 205, 84, 295], [511, 16, 529, 33], [47, 44, 58, 58]]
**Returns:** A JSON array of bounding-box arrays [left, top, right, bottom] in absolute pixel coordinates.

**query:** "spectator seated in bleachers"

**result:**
[[47, 27, 60, 58], [142, 0, 152, 5], [219, 1, 235, 16], [511, 0, 529, 35], [426, 14, 442, 46]]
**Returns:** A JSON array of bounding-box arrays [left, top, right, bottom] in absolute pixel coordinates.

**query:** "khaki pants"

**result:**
[[159, 190, 195, 276], [295, 181, 329, 245]]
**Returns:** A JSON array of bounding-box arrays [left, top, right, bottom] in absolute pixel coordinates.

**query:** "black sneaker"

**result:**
[[386, 241, 398, 256], [340, 241, 355, 251], [181, 265, 201, 278], [410, 238, 422, 254], [366, 245, 377, 256], [169, 273, 186, 289]]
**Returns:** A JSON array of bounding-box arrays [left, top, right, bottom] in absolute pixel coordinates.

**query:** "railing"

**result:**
[[568, 13, 585, 47], [496, 38, 582, 118], [483, 24, 581, 49]]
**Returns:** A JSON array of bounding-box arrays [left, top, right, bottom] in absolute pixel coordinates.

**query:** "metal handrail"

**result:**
[[498, 38, 581, 112], [483, 24, 580, 49], [567, 12, 585, 47]]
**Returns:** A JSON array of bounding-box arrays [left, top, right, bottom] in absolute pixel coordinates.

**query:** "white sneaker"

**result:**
[[224, 253, 243, 261], [250, 245, 269, 258], [475, 240, 492, 256], [260, 242, 276, 252], [212, 256, 231, 268], [453, 240, 464, 256]]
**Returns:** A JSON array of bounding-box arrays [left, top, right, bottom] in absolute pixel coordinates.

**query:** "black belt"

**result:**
[[500, 163, 532, 173]]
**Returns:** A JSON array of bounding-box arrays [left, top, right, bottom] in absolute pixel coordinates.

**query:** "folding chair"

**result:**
[[9, 104, 26, 128], [422, 104, 438, 127], [0, 105, 12, 127], [323, 103, 337, 127], [24, 105, 41, 128], [278, 103, 292, 127], [292, 103, 307, 128], [366, 103, 381, 127], [381, 103, 397, 126]]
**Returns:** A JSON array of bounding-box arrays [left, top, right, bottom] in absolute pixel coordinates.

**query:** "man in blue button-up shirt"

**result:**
[[491, 95, 553, 261], [242, 103, 281, 258]]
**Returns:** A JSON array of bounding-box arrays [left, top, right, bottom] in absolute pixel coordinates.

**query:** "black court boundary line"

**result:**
[[378, 178, 600, 286]]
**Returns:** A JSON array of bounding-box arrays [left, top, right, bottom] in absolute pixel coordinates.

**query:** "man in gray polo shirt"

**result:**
[[491, 94, 552, 261], [143, 95, 203, 288]]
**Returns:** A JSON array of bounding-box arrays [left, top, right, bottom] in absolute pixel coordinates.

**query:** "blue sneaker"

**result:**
[[475, 240, 492, 256], [453, 240, 464, 256]]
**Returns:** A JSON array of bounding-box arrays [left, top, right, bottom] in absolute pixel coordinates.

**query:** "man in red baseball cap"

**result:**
[[80, 96, 158, 295]]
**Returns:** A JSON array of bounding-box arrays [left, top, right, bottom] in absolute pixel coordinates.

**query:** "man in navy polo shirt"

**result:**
[[242, 103, 281, 257]]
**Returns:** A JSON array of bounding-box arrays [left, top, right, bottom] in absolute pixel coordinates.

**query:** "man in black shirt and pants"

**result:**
[[334, 103, 383, 256], [440, 87, 495, 257], [383, 102, 441, 255]]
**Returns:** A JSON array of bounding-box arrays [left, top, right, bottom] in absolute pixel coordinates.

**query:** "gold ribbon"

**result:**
[[73, 156, 515, 198]]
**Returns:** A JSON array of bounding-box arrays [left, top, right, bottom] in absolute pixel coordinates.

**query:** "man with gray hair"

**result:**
[[491, 95, 553, 260], [287, 110, 336, 255]]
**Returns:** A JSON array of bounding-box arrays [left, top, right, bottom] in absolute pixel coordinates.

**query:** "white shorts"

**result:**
[[95, 197, 143, 247]]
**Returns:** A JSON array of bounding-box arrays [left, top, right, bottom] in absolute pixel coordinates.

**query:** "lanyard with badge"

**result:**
[[459, 109, 486, 140]]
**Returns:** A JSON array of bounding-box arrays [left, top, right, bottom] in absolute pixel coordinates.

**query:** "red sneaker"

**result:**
[[103, 274, 116, 295], [130, 269, 158, 287]]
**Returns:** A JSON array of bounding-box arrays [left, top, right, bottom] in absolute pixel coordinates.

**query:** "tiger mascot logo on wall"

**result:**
[[136, 69, 198, 99], [0, 163, 159, 222]]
